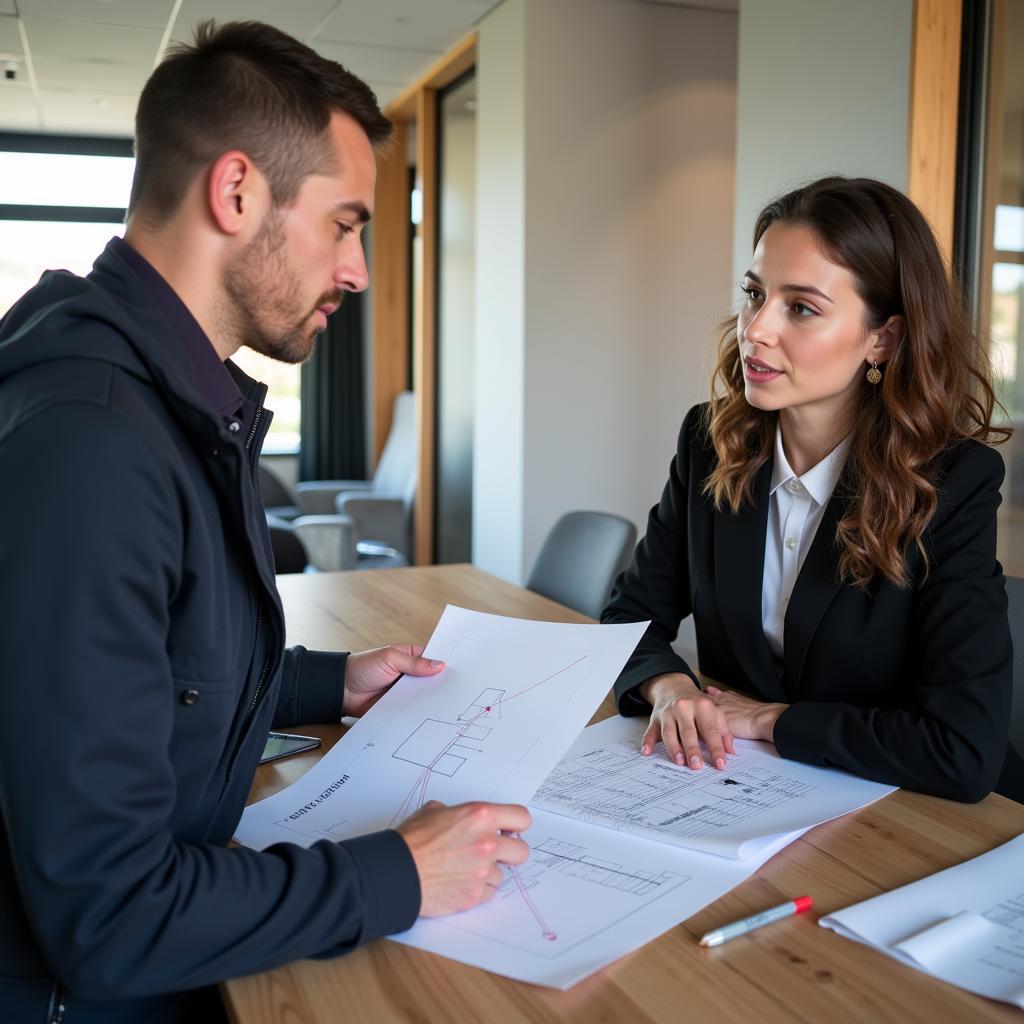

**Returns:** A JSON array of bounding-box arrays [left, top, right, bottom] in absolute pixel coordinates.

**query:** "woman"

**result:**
[[603, 175, 1020, 803]]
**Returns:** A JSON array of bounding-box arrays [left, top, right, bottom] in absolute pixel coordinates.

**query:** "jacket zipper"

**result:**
[[244, 405, 263, 453], [46, 981, 65, 1024]]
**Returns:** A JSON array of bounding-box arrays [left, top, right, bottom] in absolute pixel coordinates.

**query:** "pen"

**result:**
[[698, 896, 813, 947]]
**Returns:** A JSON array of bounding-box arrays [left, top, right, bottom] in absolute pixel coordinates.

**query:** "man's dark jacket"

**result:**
[[0, 242, 420, 1022]]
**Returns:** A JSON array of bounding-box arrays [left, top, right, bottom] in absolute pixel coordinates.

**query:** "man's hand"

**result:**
[[343, 645, 444, 717], [705, 686, 788, 742], [396, 801, 532, 917], [639, 672, 735, 770]]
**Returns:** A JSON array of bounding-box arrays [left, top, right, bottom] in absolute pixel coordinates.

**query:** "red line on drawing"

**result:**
[[387, 653, 589, 829], [507, 856, 557, 941]]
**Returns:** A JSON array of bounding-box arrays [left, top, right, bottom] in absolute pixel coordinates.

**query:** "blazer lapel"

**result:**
[[782, 491, 847, 695], [713, 462, 787, 701]]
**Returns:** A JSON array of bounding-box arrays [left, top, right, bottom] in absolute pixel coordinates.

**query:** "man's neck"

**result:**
[[123, 222, 237, 361]]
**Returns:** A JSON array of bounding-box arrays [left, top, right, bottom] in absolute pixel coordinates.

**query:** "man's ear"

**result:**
[[207, 151, 267, 235], [868, 314, 905, 367]]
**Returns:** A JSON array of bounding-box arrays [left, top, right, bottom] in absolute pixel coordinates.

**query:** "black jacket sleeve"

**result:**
[[0, 403, 419, 1000], [275, 648, 348, 726], [774, 442, 1013, 802], [602, 405, 701, 713]]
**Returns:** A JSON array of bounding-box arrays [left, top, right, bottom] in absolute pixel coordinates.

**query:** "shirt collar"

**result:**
[[112, 237, 244, 422], [769, 422, 851, 507]]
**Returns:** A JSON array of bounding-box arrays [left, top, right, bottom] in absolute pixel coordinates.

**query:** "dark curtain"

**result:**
[[298, 291, 367, 481]]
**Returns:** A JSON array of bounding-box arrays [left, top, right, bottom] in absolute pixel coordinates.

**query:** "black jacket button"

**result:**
[[180, 688, 200, 706]]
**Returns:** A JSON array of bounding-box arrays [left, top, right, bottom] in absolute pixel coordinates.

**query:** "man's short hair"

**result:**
[[128, 20, 392, 224]]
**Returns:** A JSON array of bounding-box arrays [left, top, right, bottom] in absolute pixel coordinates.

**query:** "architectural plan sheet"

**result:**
[[531, 715, 896, 859], [234, 606, 648, 850], [391, 806, 800, 990], [820, 834, 1024, 1008]]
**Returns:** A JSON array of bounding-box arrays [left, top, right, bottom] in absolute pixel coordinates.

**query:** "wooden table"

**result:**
[[223, 564, 1024, 1023]]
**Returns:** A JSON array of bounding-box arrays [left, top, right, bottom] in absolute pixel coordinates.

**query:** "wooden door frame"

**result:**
[[371, 33, 476, 566]]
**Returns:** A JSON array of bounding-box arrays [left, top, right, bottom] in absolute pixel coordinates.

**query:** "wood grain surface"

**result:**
[[224, 565, 1024, 1023]]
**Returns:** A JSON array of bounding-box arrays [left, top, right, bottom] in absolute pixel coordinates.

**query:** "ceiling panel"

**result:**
[[0, 82, 39, 130], [18, 0, 176, 29], [171, 0, 340, 46], [0, 0, 17, 14], [22, 17, 163, 64], [37, 88, 136, 135], [316, 0, 493, 51], [32, 56, 151, 94], [313, 39, 440, 88], [0, 15, 23, 54]]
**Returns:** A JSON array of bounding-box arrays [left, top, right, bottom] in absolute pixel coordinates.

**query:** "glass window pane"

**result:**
[[230, 348, 302, 455], [0, 151, 134, 208], [0, 220, 122, 315], [977, 0, 1024, 576]]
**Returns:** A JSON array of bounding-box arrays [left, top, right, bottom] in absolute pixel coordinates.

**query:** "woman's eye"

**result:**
[[740, 285, 762, 303], [792, 301, 817, 317]]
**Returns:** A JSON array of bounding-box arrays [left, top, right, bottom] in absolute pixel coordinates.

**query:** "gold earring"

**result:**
[[866, 360, 882, 385]]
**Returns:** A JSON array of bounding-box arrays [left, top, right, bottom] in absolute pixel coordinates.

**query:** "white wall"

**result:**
[[474, 0, 738, 582], [731, 0, 914, 283], [473, 0, 527, 582]]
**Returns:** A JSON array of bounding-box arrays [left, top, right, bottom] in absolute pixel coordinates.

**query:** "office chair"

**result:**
[[266, 515, 309, 574], [526, 511, 638, 620]]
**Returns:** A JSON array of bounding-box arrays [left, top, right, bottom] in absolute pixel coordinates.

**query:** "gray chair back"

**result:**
[[266, 516, 308, 575], [259, 464, 300, 521], [372, 391, 415, 498], [526, 511, 637, 620]]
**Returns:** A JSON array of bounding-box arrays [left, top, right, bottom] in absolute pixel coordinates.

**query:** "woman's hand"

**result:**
[[638, 673, 735, 770], [705, 686, 788, 743]]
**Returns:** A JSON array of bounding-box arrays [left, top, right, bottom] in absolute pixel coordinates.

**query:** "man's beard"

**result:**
[[221, 209, 341, 365]]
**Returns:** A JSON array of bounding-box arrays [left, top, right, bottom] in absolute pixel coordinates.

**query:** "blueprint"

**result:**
[[531, 716, 896, 859], [392, 807, 786, 989], [233, 606, 648, 850], [821, 833, 1024, 1008]]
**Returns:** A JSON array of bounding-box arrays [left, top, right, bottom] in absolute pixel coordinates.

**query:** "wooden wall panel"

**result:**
[[370, 122, 410, 465], [907, 0, 964, 264]]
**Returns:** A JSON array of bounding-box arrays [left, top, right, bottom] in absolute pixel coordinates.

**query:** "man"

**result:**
[[0, 21, 529, 1023]]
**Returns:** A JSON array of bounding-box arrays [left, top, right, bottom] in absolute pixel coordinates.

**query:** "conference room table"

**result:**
[[223, 564, 1024, 1023]]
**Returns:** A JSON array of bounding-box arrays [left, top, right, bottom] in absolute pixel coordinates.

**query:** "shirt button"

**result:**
[[228, 421, 241, 433], [787, 480, 800, 493], [785, 536, 797, 551], [180, 688, 200, 706]]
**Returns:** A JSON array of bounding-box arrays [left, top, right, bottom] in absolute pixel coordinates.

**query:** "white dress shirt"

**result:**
[[762, 426, 851, 658]]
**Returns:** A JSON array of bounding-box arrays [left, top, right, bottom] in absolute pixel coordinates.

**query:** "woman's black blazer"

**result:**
[[603, 404, 1013, 802]]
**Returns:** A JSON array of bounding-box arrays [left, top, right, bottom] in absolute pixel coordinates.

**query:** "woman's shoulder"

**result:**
[[934, 438, 1006, 492], [676, 402, 713, 452]]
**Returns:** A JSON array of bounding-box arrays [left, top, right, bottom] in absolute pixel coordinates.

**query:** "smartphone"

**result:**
[[260, 731, 322, 764]]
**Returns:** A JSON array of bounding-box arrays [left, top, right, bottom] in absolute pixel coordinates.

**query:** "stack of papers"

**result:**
[[820, 834, 1024, 1008], [236, 606, 896, 988]]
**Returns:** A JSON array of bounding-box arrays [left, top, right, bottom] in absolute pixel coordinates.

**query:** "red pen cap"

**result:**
[[793, 896, 814, 914]]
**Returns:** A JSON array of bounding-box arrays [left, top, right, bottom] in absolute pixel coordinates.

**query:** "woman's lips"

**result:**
[[744, 356, 783, 383]]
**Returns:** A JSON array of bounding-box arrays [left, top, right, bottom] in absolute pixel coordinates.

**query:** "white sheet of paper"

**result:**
[[390, 806, 795, 990], [234, 606, 648, 849], [820, 834, 1024, 1008], [530, 716, 896, 859]]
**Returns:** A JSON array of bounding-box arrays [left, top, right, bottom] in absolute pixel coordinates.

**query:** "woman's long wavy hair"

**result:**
[[704, 176, 1010, 588]]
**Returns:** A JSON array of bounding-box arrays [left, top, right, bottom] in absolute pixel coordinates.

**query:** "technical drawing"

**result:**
[[436, 830, 691, 958], [534, 743, 817, 842], [389, 654, 589, 826], [393, 718, 493, 776]]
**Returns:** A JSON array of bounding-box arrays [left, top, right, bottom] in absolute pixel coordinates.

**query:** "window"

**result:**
[[0, 136, 301, 454]]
